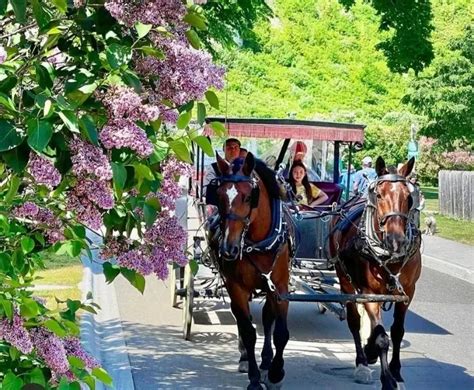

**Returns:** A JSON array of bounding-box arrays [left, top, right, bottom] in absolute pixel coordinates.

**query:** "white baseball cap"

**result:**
[[362, 156, 372, 165]]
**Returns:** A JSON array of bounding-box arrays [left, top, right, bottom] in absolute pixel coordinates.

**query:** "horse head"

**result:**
[[369, 156, 418, 257], [215, 152, 259, 261]]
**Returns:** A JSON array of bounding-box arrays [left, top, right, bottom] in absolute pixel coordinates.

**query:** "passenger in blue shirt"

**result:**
[[353, 156, 377, 197]]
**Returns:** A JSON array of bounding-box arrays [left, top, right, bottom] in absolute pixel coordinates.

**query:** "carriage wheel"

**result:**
[[169, 264, 182, 308], [183, 263, 194, 340]]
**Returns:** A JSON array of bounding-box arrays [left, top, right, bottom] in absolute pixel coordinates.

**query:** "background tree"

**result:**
[[404, 24, 474, 148]]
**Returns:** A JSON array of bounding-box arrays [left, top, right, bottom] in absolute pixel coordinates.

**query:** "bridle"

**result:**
[[367, 174, 420, 231]]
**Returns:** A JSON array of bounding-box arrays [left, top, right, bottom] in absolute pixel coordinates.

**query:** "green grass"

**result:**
[[34, 253, 84, 310], [420, 186, 474, 245]]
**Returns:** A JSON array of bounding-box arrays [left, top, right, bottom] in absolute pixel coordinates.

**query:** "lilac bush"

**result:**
[[0, 0, 224, 386]]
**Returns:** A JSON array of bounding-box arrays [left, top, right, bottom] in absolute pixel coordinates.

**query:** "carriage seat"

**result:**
[[312, 182, 343, 205]]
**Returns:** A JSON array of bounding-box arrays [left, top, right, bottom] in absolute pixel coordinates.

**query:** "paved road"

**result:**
[[112, 265, 474, 389]]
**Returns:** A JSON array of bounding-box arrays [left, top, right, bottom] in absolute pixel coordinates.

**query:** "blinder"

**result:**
[[208, 174, 260, 211], [367, 174, 420, 226]]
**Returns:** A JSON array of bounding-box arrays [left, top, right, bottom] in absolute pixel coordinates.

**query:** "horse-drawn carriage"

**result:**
[[171, 118, 421, 390]]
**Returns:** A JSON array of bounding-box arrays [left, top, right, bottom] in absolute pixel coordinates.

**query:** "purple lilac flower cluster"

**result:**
[[63, 336, 100, 370], [135, 32, 225, 106], [68, 137, 114, 229], [115, 211, 187, 278], [0, 312, 33, 354], [69, 137, 113, 181], [13, 201, 64, 243], [98, 87, 157, 157], [100, 119, 153, 157], [99, 236, 131, 260], [105, 0, 186, 27], [0, 45, 7, 63], [155, 157, 192, 210], [31, 328, 70, 376], [28, 152, 61, 188]]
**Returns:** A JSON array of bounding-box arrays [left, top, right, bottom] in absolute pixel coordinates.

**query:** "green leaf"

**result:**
[[29, 367, 46, 386], [137, 46, 165, 59], [143, 203, 157, 228], [68, 355, 86, 369], [103, 262, 120, 284], [205, 90, 219, 109], [2, 143, 29, 173], [2, 299, 13, 319], [209, 121, 227, 137], [59, 111, 80, 133], [0, 120, 23, 151], [9, 0, 27, 24], [134, 163, 154, 181], [72, 225, 86, 239], [92, 367, 113, 386], [51, 0, 67, 13], [194, 135, 214, 157], [169, 139, 192, 163], [145, 196, 160, 211], [20, 298, 40, 319], [2, 371, 24, 390], [55, 240, 82, 257], [189, 258, 199, 276], [43, 98, 53, 117], [5, 175, 20, 204], [79, 115, 98, 145], [183, 11, 207, 30], [197, 102, 206, 125], [0, 253, 12, 272], [185, 29, 202, 49], [135, 22, 152, 39], [0, 92, 17, 112], [31, 0, 51, 28], [0, 75, 18, 93], [106, 43, 132, 70], [27, 119, 53, 152], [176, 110, 192, 129], [44, 318, 67, 337], [111, 162, 127, 191], [121, 268, 146, 294], [21, 236, 35, 254], [123, 70, 142, 93], [35, 63, 53, 89], [0, 0, 7, 16]]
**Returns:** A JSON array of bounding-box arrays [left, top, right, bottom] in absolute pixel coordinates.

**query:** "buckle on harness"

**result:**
[[262, 271, 276, 292]]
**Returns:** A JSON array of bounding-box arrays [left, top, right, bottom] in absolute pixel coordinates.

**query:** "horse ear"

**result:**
[[242, 152, 256, 176], [375, 157, 387, 177], [399, 157, 415, 177], [216, 152, 230, 175]]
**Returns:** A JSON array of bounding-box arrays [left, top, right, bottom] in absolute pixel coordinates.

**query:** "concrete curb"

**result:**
[[80, 238, 135, 389], [422, 254, 473, 284]]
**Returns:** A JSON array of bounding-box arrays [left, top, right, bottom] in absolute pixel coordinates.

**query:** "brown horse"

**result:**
[[212, 152, 291, 390], [329, 157, 422, 390]]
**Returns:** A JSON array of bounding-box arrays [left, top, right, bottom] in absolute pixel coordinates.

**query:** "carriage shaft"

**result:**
[[284, 293, 409, 304]]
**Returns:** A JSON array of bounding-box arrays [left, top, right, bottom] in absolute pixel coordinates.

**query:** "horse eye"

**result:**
[[244, 195, 251, 203], [376, 193, 382, 199]]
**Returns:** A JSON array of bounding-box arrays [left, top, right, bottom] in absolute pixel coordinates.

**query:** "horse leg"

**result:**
[[346, 302, 372, 384], [238, 332, 249, 373], [229, 292, 262, 390], [389, 300, 411, 388], [260, 298, 275, 374], [363, 302, 397, 390], [267, 295, 289, 388]]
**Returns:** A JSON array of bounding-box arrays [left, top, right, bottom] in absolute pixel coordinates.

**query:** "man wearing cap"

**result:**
[[353, 156, 377, 197], [202, 138, 241, 197]]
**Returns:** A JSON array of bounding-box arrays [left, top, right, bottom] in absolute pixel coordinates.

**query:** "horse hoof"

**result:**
[[397, 382, 406, 390], [263, 376, 284, 390], [259, 369, 268, 383], [238, 361, 249, 373], [354, 364, 373, 384]]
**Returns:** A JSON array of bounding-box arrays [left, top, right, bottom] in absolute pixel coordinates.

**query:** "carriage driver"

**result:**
[[202, 138, 241, 197]]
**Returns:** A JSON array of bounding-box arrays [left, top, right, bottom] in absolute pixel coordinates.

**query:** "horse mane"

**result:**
[[254, 158, 281, 199]]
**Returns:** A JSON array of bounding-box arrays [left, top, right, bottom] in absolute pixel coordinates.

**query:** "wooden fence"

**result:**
[[439, 170, 474, 221]]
